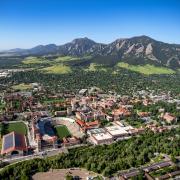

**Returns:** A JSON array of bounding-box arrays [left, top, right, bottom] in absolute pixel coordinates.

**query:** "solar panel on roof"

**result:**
[[3, 133, 14, 151], [15, 134, 23, 147]]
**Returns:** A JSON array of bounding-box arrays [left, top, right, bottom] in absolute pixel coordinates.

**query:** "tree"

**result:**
[[66, 174, 73, 180]]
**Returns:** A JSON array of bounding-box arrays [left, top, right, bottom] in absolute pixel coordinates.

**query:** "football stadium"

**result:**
[[53, 117, 84, 139], [55, 125, 71, 139]]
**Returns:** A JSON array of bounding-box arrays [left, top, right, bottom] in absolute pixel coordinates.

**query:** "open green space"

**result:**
[[54, 56, 75, 62], [41, 64, 72, 74], [11, 83, 33, 90], [22, 55, 92, 66], [22, 57, 49, 65], [0, 122, 27, 135], [55, 125, 71, 139], [117, 62, 175, 75], [85, 63, 108, 72], [125, 118, 145, 128]]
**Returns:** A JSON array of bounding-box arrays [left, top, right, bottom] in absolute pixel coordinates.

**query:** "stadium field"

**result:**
[[55, 125, 71, 139]]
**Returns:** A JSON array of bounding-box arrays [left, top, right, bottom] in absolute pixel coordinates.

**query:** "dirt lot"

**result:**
[[32, 168, 99, 180]]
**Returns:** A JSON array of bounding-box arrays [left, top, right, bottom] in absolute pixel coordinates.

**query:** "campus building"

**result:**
[[105, 125, 129, 139], [1, 131, 27, 156], [88, 128, 113, 145]]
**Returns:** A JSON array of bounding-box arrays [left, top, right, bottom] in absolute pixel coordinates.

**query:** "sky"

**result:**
[[0, 0, 180, 50]]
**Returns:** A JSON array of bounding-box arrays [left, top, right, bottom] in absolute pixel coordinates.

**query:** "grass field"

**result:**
[[23, 55, 91, 65], [0, 122, 27, 135], [54, 56, 73, 62], [117, 62, 175, 75], [85, 63, 107, 72], [22, 56, 49, 64], [11, 83, 33, 90], [41, 64, 72, 74], [54, 56, 92, 63], [55, 125, 71, 139]]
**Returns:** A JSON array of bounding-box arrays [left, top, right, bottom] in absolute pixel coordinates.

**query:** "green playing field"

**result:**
[[55, 125, 71, 139]]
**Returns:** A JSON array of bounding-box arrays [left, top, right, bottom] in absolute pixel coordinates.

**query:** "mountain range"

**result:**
[[1, 35, 180, 69]]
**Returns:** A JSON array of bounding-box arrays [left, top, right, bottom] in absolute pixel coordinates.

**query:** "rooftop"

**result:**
[[1, 131, 27, 155], [106, 125, 128, 136], [92, 132, 112, 141]]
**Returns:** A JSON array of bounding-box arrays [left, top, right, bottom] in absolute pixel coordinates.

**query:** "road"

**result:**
[[119, 159, 173, 178], [1, 144, 87, 165]]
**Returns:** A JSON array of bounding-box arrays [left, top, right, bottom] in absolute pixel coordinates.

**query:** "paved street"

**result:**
[[1, 144, 87, 165]]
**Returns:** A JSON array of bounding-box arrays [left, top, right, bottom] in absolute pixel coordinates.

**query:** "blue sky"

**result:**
[[0, 0, 180, 49]]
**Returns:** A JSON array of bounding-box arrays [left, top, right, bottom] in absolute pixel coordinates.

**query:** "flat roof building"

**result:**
[[1, 131, 27, 156], [90, 131, 113, 145], [105, 125, 128, 138]]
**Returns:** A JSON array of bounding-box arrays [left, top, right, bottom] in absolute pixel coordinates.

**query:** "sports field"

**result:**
[[55, 125, 71, 139], [0, 122, 27, 135]]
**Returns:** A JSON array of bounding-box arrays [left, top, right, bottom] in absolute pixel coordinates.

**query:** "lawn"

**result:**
[[11, 83, 33, 90], [55, 125, 71, 139], [117, 62, 175, 75], [0, 122, 27, 135], [41, 64, 72, 74]]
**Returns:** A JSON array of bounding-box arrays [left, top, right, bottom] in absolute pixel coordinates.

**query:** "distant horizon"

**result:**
[[1, 34, 180, 51], [0, 0, 180, 50]]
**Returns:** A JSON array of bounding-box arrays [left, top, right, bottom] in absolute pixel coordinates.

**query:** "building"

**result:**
[[76, 119, 100, 132], [0, 71, 9, 78], [31, 117, 57, 151], [137, 111, 150, 117], [54, 110, 67, 117], [63, 136, 80, 147], [112, 108, 131, 121], [88, 128, 113, 145], [146, 124, 168, 133], [76, 111, 105, 122], [161, 113, 177, 123], [105, 125, 129, 139], [79, 89, 88, 95], [1, 131, 27, 156]]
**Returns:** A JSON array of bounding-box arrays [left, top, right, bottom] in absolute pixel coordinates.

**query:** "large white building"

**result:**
[[105, 125, 129, 139], [88, 128, 113, 145], [88, 122, 135, 145]]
